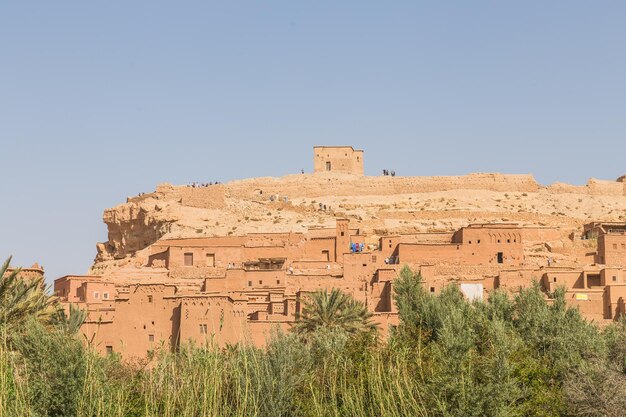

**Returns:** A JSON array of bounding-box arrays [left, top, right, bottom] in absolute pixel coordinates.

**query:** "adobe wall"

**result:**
[[80, 284, 179, 357], [155, 183, 226, 209], [548, 178, 626, 196], [304, 238, 336, 262], [399, 240, 523, 266], [498, 269, 541, 292], [567, 289, 606, 321], [227, 173, 540, 200], [6, 266, 45, 282], [543, 270, 585, 292], [600, 268, 625, 286], [246, 321, 291, 346], [606, 284, 626, 319], [178, 296, 247, 347], [598, 234, 626, 266], [521, 227, 563, 242]]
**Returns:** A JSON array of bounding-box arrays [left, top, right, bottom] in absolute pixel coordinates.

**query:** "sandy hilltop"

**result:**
[[92, 171, 626, 276]]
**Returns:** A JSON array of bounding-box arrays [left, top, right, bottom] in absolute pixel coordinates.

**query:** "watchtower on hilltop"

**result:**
[[313, 146, 364, 175]]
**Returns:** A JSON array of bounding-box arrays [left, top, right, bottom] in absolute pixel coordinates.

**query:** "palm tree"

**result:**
[[0, 256, 57, 334], [292, 288, 378, 336], [53, 304, 87, 335]]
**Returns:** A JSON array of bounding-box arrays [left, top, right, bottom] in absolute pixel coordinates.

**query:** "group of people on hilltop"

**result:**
[[269, 194, 289, 203], [187, 181, 220, 188], [318, 202, 332, 212], [382, 169, 396, 177]]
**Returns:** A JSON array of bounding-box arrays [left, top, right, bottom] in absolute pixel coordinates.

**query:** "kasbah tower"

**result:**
[[54, 146, 626, 358]]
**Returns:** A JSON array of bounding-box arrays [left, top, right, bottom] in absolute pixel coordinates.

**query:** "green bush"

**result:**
[[2, 260, 626, 416]]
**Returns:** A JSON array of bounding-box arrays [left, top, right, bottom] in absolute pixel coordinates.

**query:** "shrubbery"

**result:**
[[2, 260, 626, 416]]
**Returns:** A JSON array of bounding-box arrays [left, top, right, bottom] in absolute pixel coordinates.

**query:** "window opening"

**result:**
[[184, 252, 194, 266]]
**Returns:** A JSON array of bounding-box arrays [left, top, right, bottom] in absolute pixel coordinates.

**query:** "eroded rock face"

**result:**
[[93, 173, 626, 267], [98, 204, 172, 260]]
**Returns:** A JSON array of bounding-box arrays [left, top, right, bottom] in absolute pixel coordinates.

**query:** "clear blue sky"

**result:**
[[1, 2, 625, 282]]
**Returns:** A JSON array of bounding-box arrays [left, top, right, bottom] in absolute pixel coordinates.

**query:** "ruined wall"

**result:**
[[548, 178, 626, 196], [228, 173, 540, 200], [154, 183, 226, 209]]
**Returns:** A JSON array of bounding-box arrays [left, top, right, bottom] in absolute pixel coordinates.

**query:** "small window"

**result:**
[[248, 281, 252, 287], [106, 346, 113, 355], [340, 231, 345, 236], [184, 252, 194, 266], [513, 239, 517, 243], [103, 292, 109, 300], [206, 253, 215, 267], [277, 279, 280, 285], [362, 263, 367, 267], [148, 334, 155, 342], [497, 239, 501, 243], [457, 245, 460, 250], [430, 287, 435, 293], [259, 280, 263, 285], [477, 240, 481, 244], [147, 295, 153, 303], [372, 255, 377, 262], [468, 241, 472, 244], [613, 276, 617, 282], [507, 239, 511, 243], [326, 161, 331, 171], [553, 277, 557, 283], [199, 324, 208, 334], [93, 291, 100, 299]]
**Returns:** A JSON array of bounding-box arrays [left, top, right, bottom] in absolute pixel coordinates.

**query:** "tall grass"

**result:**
[[0, 335, 30, 417], [0, 325, 430, 417], [3, 268, 626, 416]]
